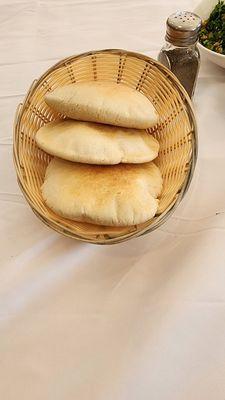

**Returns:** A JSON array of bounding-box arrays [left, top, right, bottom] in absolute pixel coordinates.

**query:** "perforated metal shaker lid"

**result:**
[[166, 11, 202, 46]]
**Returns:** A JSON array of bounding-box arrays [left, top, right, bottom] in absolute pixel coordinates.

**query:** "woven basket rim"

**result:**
[[13, 49, 198, 244]]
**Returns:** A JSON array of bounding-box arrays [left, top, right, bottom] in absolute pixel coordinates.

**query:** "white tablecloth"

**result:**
[[0, 1, 225, 399]]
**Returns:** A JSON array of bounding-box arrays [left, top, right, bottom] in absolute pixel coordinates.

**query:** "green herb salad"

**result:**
[[199, 0, 225, 54]]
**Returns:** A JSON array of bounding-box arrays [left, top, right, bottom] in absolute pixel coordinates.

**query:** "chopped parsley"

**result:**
[[199, 0, 225, 55]]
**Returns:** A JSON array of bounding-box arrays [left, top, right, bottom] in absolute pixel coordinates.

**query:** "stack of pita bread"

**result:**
[[35, 81, 162, 227]]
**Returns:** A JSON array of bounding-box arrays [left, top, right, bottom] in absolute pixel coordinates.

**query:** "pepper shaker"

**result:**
[[158, 11, 202, 98]]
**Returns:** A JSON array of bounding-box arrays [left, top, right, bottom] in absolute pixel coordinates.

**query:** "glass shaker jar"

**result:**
[[158, 11, 202, 98]]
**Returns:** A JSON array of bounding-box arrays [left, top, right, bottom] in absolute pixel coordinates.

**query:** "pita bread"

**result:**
[[36, 119, 159, 164], [45, 81, 159, 129], [42, 158, 163, 226]]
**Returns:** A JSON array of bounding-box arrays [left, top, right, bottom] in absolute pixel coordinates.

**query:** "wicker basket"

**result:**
[[13, 49, 197, 244]]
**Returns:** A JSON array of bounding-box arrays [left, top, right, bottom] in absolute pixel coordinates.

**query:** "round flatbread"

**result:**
[[42, 158, 163, 226], [45, 81, 159, 129], [36, 119, 159, 164]]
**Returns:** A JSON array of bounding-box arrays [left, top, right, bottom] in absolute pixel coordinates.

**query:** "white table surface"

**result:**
[[0, 0, 225, 399]]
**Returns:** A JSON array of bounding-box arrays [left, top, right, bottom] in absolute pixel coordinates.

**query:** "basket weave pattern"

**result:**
[[13, 49, 197, 244]]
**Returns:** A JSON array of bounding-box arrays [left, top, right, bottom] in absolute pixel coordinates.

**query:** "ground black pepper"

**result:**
[[158, 45, 200, 97]]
